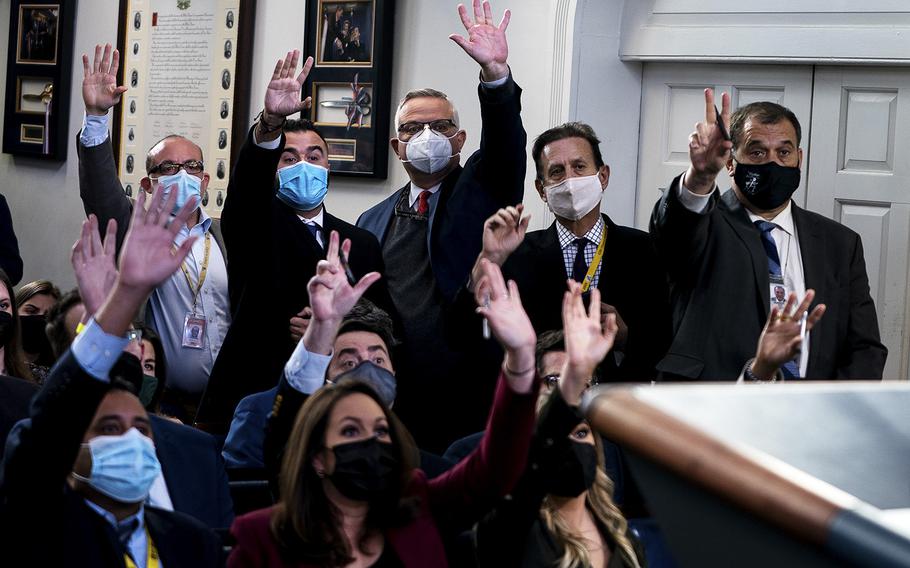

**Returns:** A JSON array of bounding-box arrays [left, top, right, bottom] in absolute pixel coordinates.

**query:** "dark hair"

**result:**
[[136, 323, 167, 411], [336, 299, 397, 363], [145, 134, 205, 173], [283, 119, 329, 151], [532, 122, 605, 181], [730, 102, 802, 151], [46, 288, 83, 360], [0, 270, 33, 381], [535, 329, 565, 377], [15, 279, 61, 310], [271, 381, 418, 565]]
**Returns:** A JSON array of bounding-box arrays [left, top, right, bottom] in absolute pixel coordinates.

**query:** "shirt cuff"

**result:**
[[676, 175, 714, 214], [70, 318, 130, 382], [80, 112, 111, 148], [253, 131, 281, 150], [480, 73, 509, 90], [284, 341, 332, 395]]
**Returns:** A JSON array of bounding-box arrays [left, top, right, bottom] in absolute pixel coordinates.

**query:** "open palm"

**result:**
[[264, 50, 314, 118], [450, 1, 511, 80], [482, 205, 530, 264], [71, 215, 119, 316], [563, 284, 616, 374], [82, 44, 128, 115]]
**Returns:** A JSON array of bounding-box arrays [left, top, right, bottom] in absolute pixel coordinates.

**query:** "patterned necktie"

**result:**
[[416, 190, 431, 215], [572, 238, 588, 283], [754, 220, 799, 378]]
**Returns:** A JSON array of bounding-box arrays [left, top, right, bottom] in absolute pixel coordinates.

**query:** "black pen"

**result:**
[[338, 249, 357, 286], [715, 104, 731, 141]]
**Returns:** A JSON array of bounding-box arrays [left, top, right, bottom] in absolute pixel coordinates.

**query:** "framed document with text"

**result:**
[[303, 0, 395, 178], [113, 0, 255, 218]]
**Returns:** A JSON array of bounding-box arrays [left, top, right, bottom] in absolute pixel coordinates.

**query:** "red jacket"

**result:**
[[228, 372, 537, 567]]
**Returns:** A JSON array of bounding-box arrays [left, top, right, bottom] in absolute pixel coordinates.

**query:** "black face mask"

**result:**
[[546, 440, 599, 498], [733, 160, 800, 211], [19, 315, 50, 358], [0, 311, 13, 347], [329, 437, 399, 502]]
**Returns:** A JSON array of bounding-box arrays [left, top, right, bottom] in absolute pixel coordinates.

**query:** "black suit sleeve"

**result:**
[[221, 127, 284, 310], [649, 173, 719, 283], [471, 75, 527, 205], [0, 195, 23, 285], [839, 235, 888, 379], [76, 133, 132, 251], [0, 351, 109, 513]]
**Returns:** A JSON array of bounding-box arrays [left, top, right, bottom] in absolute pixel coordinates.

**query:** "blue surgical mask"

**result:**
[[155, 170, 202, 213], [276, 161, 328, 211], [72, 427, 161, 503], [332, 361, 397, 408]]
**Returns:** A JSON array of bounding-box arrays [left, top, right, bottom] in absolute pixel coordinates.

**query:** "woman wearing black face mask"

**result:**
[[15, 279, 60, 383], [228, 236, 540, 567], [476, 283, 644, 568], [0, 270, 33, 382]]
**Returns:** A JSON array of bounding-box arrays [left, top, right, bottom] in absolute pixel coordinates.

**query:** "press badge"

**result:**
[[182, 313, 206, 349], [769, 274, 788, 309]]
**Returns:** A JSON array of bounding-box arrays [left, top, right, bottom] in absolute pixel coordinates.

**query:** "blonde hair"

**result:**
[[540, 434, 641, 568]]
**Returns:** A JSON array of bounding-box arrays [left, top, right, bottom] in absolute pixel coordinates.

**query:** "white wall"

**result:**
[[0, 0, 568, 289]]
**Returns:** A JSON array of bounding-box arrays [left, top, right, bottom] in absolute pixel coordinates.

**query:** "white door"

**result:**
[[635, 63, 814, 230], [807, 67, 910, 380]]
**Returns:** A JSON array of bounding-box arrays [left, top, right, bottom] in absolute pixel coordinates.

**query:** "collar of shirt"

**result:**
[[297, 206, 325, 228], [747, 200, 795, 237], [83, 498, 146, 537], [555, 216, 605, 250], [408, 182, 442, 208], [173, 207, 212, 247]]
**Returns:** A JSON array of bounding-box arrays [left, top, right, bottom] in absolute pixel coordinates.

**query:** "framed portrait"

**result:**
[[304, 0, 394, 178], [3, 0, 76, 160], [112, 0, 256, 219]]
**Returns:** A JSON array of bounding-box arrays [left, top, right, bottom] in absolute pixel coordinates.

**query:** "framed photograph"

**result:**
[[3, 0, 76, 159], [304, 0, 394, 178]]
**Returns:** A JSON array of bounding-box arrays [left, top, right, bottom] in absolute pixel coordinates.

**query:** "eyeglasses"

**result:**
[[126, 329, 143, 343], [148, 159, 204, 177], [543, 373, 598, 391], [396, 119, 458, 140]]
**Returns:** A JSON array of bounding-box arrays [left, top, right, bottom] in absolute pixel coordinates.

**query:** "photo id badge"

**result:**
[[769, 274, 788, 309], [182, 313, 206, 349]]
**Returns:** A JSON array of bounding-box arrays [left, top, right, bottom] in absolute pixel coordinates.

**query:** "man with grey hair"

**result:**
[[357, 0, 526, 452]]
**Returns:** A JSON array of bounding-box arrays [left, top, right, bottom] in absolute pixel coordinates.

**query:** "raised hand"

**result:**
[[82, 43, 128, 116], [449, 0, 511, 81], [751, 290, 826, 380], [481, 205, 530, 265], [71, 215, 119, 317], [307, 231, 380, 325], [684, 89, 733, 195], [117, 186, 198, 293], [474, 258, 536, 393], [561, 282, 617, 405], [263, 50, 314, 121]]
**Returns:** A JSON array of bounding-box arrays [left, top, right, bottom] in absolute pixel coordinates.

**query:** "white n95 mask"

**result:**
[[544, 174, 604, 221], [401, 127, 459, 174]]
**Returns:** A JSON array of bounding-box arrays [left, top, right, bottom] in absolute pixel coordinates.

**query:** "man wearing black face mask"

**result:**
[[650, 92, 887, 380]]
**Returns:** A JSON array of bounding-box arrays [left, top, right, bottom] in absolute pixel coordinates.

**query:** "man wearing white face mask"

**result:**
[[357, 0, 526, 452], [195, 50, 395, 432], [0, 187, 221, 567], [76, 43, 230, 420], [463, 122, 671, 382]]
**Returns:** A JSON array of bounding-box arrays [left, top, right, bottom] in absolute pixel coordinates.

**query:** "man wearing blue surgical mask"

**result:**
[[356, 0, 526, 453], [195, 50, 394, 433], [77, 43, 230, 421], [650, 91, 886, 380]]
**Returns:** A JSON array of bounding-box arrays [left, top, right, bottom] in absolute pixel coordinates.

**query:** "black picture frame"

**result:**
[[304, 0, 395, 178], [3, 1, 77, 160]]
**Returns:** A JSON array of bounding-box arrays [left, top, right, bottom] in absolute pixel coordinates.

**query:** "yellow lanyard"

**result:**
[[580, 228, 607, 293], [179, 232, 211, 312], [123, 528, 160, 568]]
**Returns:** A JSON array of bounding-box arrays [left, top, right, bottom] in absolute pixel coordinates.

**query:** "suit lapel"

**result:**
[[598, 214, 615, 299], [145, 509, 178, 567], [793, 205, 825, 373], [720, 190, 770, 314]]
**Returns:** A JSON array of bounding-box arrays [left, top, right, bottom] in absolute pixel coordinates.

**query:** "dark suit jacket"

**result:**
[[0, 351, 222, 567], [357, 76, 526, 301], [0, 194, 23, 285], [502, 215, 670, 381], [0, 375, 37, 458], [195, 127, 393, 432], [229, 373, 538, 568], [75, 133, 226, 255], [650, 174, 887, 380]]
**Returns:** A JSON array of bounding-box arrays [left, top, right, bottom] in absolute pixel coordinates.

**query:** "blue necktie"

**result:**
[[572, 238, 588, 283], [754, 220, 799, 378], [117, 517, 140, 562], [306, 222, 322, 247]]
